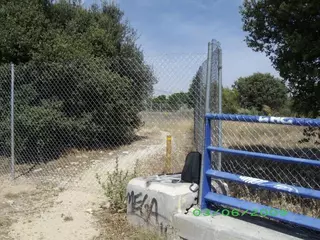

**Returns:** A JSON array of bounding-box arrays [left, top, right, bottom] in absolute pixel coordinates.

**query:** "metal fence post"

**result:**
[[10, 63, 15, 181], [206, 43, 213, 114], [198, 40, 212, 208], [217, 45, 222, 171]]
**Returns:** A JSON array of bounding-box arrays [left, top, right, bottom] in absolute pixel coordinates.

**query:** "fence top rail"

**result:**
[[205, 113, 320, 127], [207, 146, 320, 167]]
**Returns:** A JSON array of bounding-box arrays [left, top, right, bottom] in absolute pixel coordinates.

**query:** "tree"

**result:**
[[0, 0, 156, 162], [188, 67, 205, 109], [167, 92, 189, 110], [222, 88, 240, 114], [233, 73, 288, 112], [151, 95, 167, 111], [240, 0, 320, 118], [152, 95, 167, 103]]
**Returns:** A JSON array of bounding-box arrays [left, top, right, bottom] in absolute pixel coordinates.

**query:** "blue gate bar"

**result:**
[[207, 146, 320, 167], [199, 113, 320, 232], [205, 113, 320, 127], [204, 192, 320, 231], [206, 169, 320, 199], [200, 117, 213, 210]]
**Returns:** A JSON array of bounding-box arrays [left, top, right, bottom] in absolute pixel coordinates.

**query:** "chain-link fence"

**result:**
[[0, 40, 319, 236], [215, 119, 320, 218], [192, 40, 222, 163], [0, 54, 208, 187], [193, 41, 320, 230]]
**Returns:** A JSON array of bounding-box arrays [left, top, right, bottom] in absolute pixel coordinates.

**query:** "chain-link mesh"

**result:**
[[213, 119, 320, 235], [0, 55, 207, 187], [208, 40, 222, 170], [193, 60, 207, 154], [0, 64, 11, 177], [192, 40, 320, 234], [0, 49, 319, 237], [193, 40, 221, 156], [215, 120, 320, 211]]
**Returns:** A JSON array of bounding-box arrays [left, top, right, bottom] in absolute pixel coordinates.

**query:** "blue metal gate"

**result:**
[[199, 113, 320, 231]]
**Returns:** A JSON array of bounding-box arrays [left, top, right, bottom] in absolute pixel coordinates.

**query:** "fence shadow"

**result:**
[[11, 134, 149, 165], [14, 164, 37, 180]]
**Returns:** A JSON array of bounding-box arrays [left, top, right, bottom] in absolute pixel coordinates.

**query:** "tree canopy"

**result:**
[[0, 0, 144, 63], [240, 0, 320, 118], [233, 73, 288, 112], [187, 67, 291, 116], [222, 88, 239, 114], [0, 0, 156, 162], [167, 92, 190, 110], [149, 92, 190, 111]]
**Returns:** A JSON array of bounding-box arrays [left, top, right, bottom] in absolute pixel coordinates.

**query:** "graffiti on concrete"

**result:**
[[127, 191, 169, 234], [127, 191, 158, 223]]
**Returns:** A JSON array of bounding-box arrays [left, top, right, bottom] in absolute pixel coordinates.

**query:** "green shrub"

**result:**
[[0, 1, 156, 163], [96, 158, 139, 213], [222, 88, 240, 114], [262, 105, 272, 116], [236, 107, 260, 116], [233, 73, 288, 112], [131, 229, 165, 240], [0, 59, 154, 163]]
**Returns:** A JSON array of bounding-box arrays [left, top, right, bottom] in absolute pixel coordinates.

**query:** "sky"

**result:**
[[85, 0, 279, 96]]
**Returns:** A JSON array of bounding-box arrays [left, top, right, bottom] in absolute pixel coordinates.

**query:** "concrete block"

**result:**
[[126, 175, 318, 240], [173, 207, 318, 240], [126, 174, 198, 237]]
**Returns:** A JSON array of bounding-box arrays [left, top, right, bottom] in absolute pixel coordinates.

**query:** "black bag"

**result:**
[[181, 151, 201, 184]]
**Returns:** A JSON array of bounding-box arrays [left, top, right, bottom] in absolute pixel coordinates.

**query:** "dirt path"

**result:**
[[7, 129, 169, 240]]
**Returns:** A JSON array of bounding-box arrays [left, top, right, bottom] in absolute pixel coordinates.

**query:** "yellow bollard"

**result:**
[[165, 135, 172, 174]]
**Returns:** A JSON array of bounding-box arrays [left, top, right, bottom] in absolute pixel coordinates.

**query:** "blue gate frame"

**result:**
[[199, 113, 320, 231]]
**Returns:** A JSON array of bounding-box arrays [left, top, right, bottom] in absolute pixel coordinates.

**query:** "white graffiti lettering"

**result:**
[[239, 176, 269, 185], [273, 184, 299, 193], [258, 116, 293, 124]]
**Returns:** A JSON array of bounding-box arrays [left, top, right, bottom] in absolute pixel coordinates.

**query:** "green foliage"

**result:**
[[188, 67, 205, 110], [240, 1, 319, 144], [236, 107, 260, 116], [96, 158, 139, 213], [152, 95, 167, 104], [240, 0, 320, 118], [167, 92, 190, 110], [222, 88, 240, 114], [272, 97, 295, 117], [149, 92, 190, 111], [188, 67, 294, 117], [262, 105, 272, 116], [233, 73, 288, 112], [13, 106, 72, 162], [0, 1, 156, 162], [0, 0, 139, 63]]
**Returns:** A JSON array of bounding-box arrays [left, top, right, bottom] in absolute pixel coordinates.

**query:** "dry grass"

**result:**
[[0, 112, 194, 240], [93, 160, 166, 240], [215, 121, 320, 219], [229, 183, 320, 218], [0, 111, 318, 239], [140, 114, 319, 220], [92, 211, 164, 240], [140, 112, 195, 175], [220, 121, 317, 151], [94, 112, 194, 240]]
